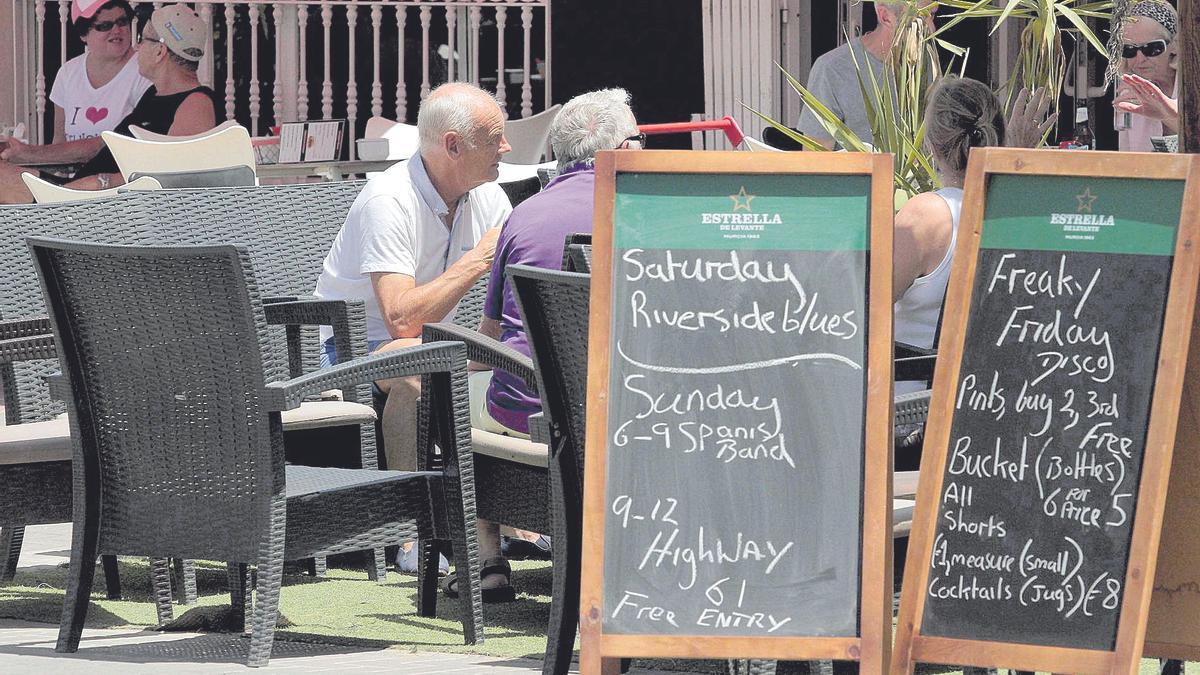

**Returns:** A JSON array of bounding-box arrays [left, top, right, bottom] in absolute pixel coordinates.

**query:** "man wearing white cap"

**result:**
[[0, 3, 220, 202]]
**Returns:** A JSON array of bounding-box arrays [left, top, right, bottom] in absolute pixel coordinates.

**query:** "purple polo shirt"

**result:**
[[484, 166, 596, 433]]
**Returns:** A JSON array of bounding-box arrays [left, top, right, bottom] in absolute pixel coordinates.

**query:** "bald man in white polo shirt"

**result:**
[[314, 82, 512, 477]]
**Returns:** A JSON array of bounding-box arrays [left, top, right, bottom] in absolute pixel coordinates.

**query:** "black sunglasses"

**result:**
[[1122, 39, 1167, 59], [622, 133, 646, 148], [90, 16, 131, 33]]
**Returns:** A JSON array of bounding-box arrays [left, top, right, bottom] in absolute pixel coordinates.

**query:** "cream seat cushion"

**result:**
[[470, 427, 548, 468], [0, 401, 377, 465]]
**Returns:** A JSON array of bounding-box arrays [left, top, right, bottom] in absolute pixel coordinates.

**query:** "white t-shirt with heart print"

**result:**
[[49, 53, 152, 142]]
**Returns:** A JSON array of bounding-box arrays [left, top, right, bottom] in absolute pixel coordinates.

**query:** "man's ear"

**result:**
[[443, 130, 462, 158], [875, 4, 894, 28]]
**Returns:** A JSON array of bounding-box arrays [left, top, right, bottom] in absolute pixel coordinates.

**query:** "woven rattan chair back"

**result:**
[[0, 181, 366, 422], [507, 265, 590, 502], [0, 196, 149, 424], [30, 238, 280, 561], [127, 181, 368, 379], [451, 276, 489, 328]]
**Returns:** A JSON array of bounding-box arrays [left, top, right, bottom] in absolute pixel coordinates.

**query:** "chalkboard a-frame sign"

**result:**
[[892, 149, 1200, 675], [579, 150, 896, 674]]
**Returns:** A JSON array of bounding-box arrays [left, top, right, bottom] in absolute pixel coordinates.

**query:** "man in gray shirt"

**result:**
[[798, 0, 936, 149]]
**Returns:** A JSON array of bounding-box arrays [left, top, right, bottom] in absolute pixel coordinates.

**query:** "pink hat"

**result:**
[[71, 0, 107, 22]]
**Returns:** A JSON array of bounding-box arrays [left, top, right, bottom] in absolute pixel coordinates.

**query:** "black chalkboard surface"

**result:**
[[580, 151, 895, 672], [602, 173, 870, 638], [893, 150, 1200, 675]]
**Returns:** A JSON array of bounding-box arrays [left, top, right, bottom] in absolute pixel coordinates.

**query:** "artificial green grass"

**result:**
[[0, 557, 1193, 674]]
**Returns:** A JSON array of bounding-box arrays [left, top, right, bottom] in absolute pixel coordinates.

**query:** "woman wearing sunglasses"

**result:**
[[48, 0, 151, 144], [1113, 0, 1179, 152]]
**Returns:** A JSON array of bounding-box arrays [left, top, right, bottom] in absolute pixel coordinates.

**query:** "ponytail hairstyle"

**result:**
[[924, 75, 1005, 179]]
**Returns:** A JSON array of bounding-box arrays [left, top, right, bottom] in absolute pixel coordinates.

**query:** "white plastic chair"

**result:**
[[127, 120, 242, 142], [21, 174, 163, 204], [743, 135, 783, 152], [496, 160, 557, 184], [362, 116, 420, 161], [101, 124, 258, 187], [503, 104, 561, 164]]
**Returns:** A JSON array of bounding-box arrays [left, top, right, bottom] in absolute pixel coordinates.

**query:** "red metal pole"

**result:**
[[637, 115, 745, 148]]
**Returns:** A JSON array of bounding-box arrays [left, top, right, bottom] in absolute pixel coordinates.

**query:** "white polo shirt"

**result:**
[[314, 154, 512, 342]]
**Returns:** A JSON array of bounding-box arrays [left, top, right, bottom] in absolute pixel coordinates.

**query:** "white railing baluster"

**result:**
[[58, 0, 68, 71], [495, 6, 506, 113], [445, 6, 456, 82], [395, 5, 407, 121], [18, 0, 555, 147], [297, 3, 309, 121], [419, 5, 431, 99], [520, 6, 532, 118], [347, 4, 359, 158], [34, 0, 46, 142], [224, 2, 236, 123], [198, 3, 214, 88], [321, 1, 333, 120], [468, 6, 480, 85], [272, 3, 283, 127], [248, 2, 260, 134], [543, 3, 552, 111], [370, 3, 383, 119]]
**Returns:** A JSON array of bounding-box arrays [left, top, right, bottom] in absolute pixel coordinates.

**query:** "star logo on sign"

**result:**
[[730, 186, 755, 212], [1076, 187, 1098, 214]]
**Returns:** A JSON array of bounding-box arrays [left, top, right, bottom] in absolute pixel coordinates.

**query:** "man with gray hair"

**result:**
[[314, 81, 512, 483], [437, 88, 640, 601], [797, 0, 937, 148]]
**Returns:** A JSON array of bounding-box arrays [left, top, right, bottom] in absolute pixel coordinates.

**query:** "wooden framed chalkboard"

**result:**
[[892, 148, 1200, 674], [580, 150, 895, 673]]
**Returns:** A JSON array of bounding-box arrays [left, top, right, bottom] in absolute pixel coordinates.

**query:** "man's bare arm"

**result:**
[[371, 227, 502, 338]]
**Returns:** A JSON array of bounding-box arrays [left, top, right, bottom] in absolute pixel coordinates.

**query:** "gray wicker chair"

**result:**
[[0, 182, 381, 590], [29, 238, 483, 667], [506, 264, 591, 675], [502, 266, 934, 675]]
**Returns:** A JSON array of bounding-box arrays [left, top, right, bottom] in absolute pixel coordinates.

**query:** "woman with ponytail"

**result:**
[[893, 76, 1006, 394]]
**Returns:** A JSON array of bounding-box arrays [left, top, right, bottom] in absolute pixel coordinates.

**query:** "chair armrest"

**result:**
[[528, 412, 551, 445], [46, 372, 69, 401], [895, 354, 937, 383], [262, 295, 317, 304], [894, 340, 935, 360], [0, 334, 57, 364], [262, 340, 467, 411], [264, 298, 369, 379], [894, 389, 932, 427], [422, 322, 537, 394], [0, 316, 52, 340]]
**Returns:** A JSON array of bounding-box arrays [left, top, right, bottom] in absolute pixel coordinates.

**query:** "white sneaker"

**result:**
[[397, 542, 450, 575]]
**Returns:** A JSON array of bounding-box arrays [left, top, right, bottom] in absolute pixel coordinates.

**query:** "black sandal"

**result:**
[[441, 556, 516, 603]]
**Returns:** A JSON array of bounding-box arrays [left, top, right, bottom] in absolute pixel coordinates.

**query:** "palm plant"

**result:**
[[749, 1, 958, 198], [934, 0, 1114, 110]]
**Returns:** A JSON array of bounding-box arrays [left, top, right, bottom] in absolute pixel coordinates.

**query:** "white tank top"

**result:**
[[894, 187, 962, 393]]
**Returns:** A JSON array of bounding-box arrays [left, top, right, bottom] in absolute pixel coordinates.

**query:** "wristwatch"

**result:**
[[97, 174, 111, 190]]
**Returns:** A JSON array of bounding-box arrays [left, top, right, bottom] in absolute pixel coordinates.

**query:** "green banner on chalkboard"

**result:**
[[614, 173, 871, 251], [981, 175, 1183, 256]]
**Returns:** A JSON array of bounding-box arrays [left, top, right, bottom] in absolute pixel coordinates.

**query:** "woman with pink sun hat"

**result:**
[[50, 0, 152, 143]]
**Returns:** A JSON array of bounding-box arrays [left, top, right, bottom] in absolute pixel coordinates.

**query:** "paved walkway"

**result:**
[[3, 524, 690, 674]]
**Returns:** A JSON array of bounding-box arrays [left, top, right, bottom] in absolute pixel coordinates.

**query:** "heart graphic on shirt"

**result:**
[[85, 107, 109, 124]]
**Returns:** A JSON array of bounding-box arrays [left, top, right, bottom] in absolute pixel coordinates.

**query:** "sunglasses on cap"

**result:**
[[622, 133, 646, 149], [90, 15, 131, 32], [1122, 39, 1167, 59]]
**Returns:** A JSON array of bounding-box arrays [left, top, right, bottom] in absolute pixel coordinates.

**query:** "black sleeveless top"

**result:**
[[78, 85, 223, 178]]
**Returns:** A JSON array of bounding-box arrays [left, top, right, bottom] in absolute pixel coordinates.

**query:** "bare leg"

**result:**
[[373, 337, 422, 472], [477, 518, 507, 589], [0, 162, 35, 204]]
